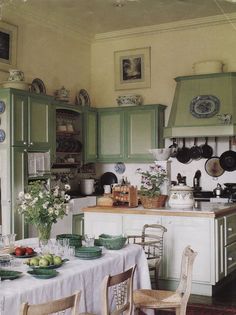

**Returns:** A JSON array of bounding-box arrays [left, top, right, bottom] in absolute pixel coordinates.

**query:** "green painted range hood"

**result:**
[[164, 72, 236, 138]]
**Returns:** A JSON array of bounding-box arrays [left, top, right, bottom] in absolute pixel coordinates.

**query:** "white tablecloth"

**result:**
[[0, 241, 151, 314]]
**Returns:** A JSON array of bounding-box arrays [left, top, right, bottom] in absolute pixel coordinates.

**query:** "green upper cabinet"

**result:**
[[97, 109, 125, 162], [83, 108, 98, 162], [10, 89, 53, 150], [96, 104, 166, 163]]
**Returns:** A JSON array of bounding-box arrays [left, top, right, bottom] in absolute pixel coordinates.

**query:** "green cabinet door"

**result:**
[[11, 90, 52, 150], [84, 109, 98, 162], [97, 110, 124, 162], [11, 146, 27, 240], [28, 95, 52, 150], [126, 105, 165, 162]]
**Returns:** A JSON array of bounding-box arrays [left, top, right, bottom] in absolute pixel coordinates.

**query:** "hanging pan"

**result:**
[[200, 137, 213, 159], [205, 137, 224, 177], [176, 138, 191, 164], [219, 137, 236, 172], [190, 138, 202, 160], [169, 138, 178, 158]]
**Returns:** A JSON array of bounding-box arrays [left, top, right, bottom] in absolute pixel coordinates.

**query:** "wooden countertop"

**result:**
[[82, 202, 236, 218]]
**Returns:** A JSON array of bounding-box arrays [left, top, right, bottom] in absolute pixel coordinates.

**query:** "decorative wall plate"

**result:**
[[190, 95, 220, 118], [75, 89, 90, 106], [0, 100, 6, 114], [0, 129, 6, 142], [30, 78, 46, 95], [114, 162, 126, 174]]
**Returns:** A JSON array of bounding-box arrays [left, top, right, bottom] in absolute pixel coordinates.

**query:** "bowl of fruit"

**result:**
[[25, 254, 66, 269], [12, 246, 36, 258]]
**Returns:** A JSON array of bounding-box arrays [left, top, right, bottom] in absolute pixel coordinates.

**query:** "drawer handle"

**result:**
[[228, 257, 233, 261], [228, 227, 233, 232]]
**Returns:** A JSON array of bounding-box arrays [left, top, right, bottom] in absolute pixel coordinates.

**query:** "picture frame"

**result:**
[[114, 47, 151, 90], [0, 21, 17, 72]]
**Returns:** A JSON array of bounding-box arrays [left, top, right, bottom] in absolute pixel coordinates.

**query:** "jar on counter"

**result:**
[[168, 184, 194, 209]]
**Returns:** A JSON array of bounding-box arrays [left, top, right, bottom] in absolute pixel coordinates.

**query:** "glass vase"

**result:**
[[36, 223, 52, 246]]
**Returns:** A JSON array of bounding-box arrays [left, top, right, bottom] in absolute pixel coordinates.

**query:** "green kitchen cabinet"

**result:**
[[72, 214, 84, 236], [97, 109, 125, 162], [97, 104, 166, 163], [83, 108, 98, 162], [11, 90, 53, 150]]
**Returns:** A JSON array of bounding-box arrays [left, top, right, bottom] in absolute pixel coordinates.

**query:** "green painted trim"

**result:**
[[175, 72, 236, 82]]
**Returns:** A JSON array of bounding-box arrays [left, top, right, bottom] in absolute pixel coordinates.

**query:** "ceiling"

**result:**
[[5, 0, 236, 39]]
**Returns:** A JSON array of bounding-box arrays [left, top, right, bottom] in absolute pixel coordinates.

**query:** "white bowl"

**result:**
[[116, 95, 142, 106], [149, 148, 172, 161]]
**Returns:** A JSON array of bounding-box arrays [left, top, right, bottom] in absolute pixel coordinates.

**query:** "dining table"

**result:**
[[0, 238, 152, 315]]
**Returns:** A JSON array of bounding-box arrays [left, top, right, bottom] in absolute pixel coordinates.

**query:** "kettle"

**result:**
[[80, 179, 95, 196]]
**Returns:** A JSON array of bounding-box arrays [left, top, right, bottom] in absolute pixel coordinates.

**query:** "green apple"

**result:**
[[53, 256, 62, 265], [39, 258, 49, 267], [43, 254, 53, 265], [29, 257, 39, 266]]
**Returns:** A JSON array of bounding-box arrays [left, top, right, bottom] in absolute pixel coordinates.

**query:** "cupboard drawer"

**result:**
[[225, 241, 236, 275], [225, 213, 236, 245]]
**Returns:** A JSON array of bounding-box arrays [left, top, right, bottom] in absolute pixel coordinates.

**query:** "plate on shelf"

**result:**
[[27, 269, 59, 279], [114, 162, 126, 174], [30, 78, 46, 95], [75, 89, 90, 107], [0, 269, 23, 280], [0, 129, 6, 142]]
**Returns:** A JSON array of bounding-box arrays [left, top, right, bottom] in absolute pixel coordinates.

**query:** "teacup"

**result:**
[[8, 69, 24, 82]]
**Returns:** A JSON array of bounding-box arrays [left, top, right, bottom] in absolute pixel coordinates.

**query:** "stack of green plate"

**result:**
[[75, 246, 102, 260]]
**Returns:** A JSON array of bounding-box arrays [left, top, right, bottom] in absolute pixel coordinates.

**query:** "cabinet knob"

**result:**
[[23, 142, 27, 145], [30, 142, 33, 146], [228, 227, 233, 232], [228, 257, 233, 261], [24, 149, 27, 152]]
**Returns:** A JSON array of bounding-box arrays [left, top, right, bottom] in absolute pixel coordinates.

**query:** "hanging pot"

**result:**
[[176, 138, 191, 164], [219, 137, 236, 172], [169, 138, 178, 158], [189, 138, 202, 160], [200, 137, 213, 159], [205, 137, 225, 177]]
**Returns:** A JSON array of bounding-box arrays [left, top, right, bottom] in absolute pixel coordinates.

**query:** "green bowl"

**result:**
[[99, 234, 127, 250], [56, 234, 82, 248]]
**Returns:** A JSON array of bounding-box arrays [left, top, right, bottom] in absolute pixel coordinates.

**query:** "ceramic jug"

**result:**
[[8, 69, 24, 81]]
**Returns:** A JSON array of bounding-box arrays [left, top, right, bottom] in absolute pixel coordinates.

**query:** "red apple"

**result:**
[[15, 247, 26, 256], [25, 247, 34, 255]]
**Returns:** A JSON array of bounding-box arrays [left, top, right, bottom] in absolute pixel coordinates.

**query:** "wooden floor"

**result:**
[[189, 280, 236, 307]]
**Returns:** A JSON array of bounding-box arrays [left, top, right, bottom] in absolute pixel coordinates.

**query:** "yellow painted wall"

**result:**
[[91, 22, 236, 118], [0, 14, 91, 104]]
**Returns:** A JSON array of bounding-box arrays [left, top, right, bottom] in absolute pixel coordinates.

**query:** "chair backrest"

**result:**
[[141, 224, 167, 260], [20, 291, 81, 315], [176, 246, 198, 307], [101, 265, 136, 315]]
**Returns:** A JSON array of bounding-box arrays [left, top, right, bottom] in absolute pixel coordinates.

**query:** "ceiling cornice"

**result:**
[[4, 4, 92, 45], [94, 12, 236, 42]]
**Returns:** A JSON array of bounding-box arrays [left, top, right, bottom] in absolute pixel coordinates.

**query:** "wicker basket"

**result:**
[[99, 234, 127, 250], [140, 195, 167, 209]]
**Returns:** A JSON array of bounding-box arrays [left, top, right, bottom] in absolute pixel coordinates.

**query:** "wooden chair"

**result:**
[[102, 265, 136, 315], [20, 291, 81, 315], [81, 265, 136, 315], [127, 224, 167, 289], [133, 245, 197, 315]]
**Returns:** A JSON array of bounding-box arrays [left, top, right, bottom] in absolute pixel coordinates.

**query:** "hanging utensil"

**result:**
[[219, 137, 236, 172], [200, 137, 213, 159], [190, 138, 202, 160], [169, 138, 178, 158], [205, 137, 225, 177], [176, 138, 191, 164]]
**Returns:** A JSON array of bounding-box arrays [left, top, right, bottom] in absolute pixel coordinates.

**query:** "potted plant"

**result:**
[[136, 164, 168, 208]]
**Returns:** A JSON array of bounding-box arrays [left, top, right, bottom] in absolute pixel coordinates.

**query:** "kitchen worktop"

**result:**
[[82, 202, 236, 218]]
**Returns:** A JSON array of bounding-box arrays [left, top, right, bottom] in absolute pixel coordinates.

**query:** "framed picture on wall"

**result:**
[[114, 47, 151, 90], [0, 21, 17, 72]]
